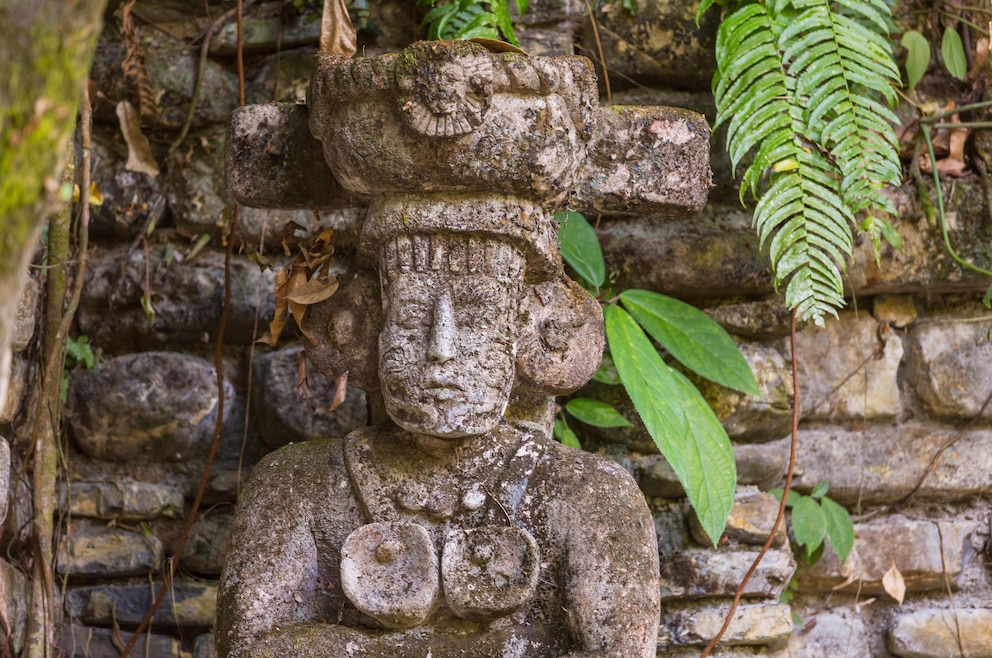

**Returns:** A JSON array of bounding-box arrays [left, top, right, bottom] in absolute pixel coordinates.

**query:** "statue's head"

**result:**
[[304, 195, 603, 439]]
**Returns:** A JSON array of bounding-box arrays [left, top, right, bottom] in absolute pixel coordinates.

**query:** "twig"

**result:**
[[120, 1, 248, 654], [700, 309, 800, 657], [857, 385, 992, 522], [168, 0, 260, 155], [921, 118, 992, 279], [582, 0, 611, 106], [936, 523, 965, 658]]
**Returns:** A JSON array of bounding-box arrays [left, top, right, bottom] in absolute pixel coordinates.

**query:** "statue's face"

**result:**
[[378, 256, 520, 439]]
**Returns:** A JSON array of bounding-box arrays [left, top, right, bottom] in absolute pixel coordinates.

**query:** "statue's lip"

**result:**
[[425, 375, 465, 392]]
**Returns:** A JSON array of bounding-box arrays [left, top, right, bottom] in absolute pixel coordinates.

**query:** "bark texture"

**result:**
[[0, 1, 108, 405]]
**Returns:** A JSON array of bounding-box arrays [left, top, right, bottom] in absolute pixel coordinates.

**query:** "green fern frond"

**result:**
[[418, 0, 523, 44], [710, 0, 901, 325]]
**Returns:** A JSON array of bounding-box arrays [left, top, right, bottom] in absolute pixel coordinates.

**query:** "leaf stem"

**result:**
[[921, 119, 992, 279], [700, 310, 799, 657]]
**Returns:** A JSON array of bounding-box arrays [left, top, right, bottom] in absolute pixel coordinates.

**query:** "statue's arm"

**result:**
[[557, 456, 661, 658], [216, 445, 344, 658]]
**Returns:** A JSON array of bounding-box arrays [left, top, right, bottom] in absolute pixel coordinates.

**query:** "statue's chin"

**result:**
[[385, 397, 502, 439]]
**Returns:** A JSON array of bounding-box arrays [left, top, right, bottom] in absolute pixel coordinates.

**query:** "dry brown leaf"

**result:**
[[297, 351, 312, 400], [328, 371, 349, 415], [287, 275, 340, 305], [967, 37, 990, 82], [257, 267, 290, 346], [286, 267, 313, 342], [882, 563, 906, 604], [320, 0, 357, 60], [116, 100, 160, 177]]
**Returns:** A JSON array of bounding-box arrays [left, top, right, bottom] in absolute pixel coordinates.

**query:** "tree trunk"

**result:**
[[0, 3, 108, 656], [0, 1, 108, 405]]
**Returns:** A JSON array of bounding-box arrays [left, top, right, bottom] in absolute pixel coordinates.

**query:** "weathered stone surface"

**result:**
[[209, 2, 320, 55], [570, 105, 711, 216], [582, 0, 719, 91], [909, 309, 992, 421], [63, 481, 184, 520], [181, 508, 233, 576], [597, 205, 773, 300], [789, 312, 903, 420], [12, 271, 39, 352], [0, 355, 26, 424], [690, 488, 787, 548], [889, 608, 992, 658], [705, 298, 795, 341], [91, 26, 238, 129], [88, 125, 167, 239], [61, 625, 182, 658], [195, 633, 218, 658], [247, 48, 316, 104], [794, 425, 992, 505], [251, 344, 368, 448], [847, 185, 992, 297], [78, 244, 276, 347], [798, 516, 974, 594], [664, 603, 793, 647], [873, 294, 918, 328], [66, 581, 216, 628], [516, 24, 574, 56], [784, 609, 871, 658], [615, 440, 789, 497], [170, 122, 361, 248], [68, 352, 235, 462], [692, 342, 793, 443], [57, 521, 163, 578], [1, 559, 28, 655], [226, 103, 356, 209], [659, 548, 794, 602]]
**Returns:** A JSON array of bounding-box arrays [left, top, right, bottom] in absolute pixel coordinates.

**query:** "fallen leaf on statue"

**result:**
[[328, 371, 349, 415], [286, 275, 340, 305], [116, 100, 159, 178], [882, 563, 906, 604], [297, 351, 312, 400], [257, 267, 290, 346]]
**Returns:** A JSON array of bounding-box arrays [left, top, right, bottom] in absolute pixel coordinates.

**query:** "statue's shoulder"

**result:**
[[245, 434, 352, 494], [537, 436, 646, 516]]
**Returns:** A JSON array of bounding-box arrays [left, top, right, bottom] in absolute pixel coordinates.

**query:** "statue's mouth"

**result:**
[[425, 376, 465, 392]]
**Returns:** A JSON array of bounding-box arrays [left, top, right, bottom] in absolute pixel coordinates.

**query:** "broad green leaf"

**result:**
[[605, 305, 735, 545], [668, 367, 737, 545], [769, 487, 802, 508], [899, 30, 930, 89], [791, 495, 827, 556], [552, 418, 581, 448], [821, 496, 855, 564], [556, 211, 605, 289], [942, 27, 967, 80], [620, 289, 761, 396], [593, 354, 621, 385], [983, 284, 991, 309], [809, 480, 830, 499], [565, 398, 633, 428]]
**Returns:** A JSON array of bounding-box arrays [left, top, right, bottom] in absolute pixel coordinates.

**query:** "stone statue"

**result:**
[[218, 40, 712, 658]]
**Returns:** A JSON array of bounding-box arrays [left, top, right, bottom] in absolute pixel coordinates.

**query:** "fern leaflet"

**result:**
[[706, 0, 901, 325]]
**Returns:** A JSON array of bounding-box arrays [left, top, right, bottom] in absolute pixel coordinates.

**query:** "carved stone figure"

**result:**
[[219, 40, 712, 658]]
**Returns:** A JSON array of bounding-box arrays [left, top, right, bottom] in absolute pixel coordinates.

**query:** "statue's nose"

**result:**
[[428, 292, 457, 363]]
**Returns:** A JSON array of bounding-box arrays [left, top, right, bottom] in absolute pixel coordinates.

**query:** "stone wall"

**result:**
[[2, 1, 991, 656]]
